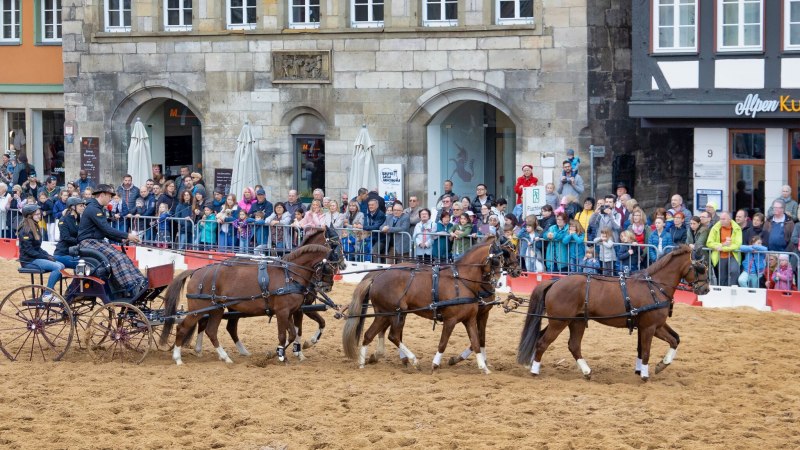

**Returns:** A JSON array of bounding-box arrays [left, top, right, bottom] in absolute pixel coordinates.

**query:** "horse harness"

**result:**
[[186, 259, 313, 316], [583, 273, 673, 333], [429, 264, 496, 323]]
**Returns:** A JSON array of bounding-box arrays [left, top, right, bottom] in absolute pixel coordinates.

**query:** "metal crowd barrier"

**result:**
[[700, 247, 800, 290]]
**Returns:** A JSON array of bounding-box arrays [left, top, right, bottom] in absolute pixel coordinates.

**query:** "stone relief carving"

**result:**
[[272, 51, 331, 84]]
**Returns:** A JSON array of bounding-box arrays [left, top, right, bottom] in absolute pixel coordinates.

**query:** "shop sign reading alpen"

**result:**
[[734, 93, 800, 118]]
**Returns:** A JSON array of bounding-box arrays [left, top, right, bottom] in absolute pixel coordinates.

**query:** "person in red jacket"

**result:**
[[514, 164, 539, 205]]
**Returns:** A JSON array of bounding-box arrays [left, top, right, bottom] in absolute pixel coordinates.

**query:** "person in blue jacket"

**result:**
[[648, 217, 674, 263], [563, 219, 585, 273]]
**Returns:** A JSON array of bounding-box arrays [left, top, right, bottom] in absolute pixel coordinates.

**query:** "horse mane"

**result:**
[[284, 244, 330, 263], [641, 245, 692, 276], [454, 240, 493, 263], [300, 228, 325, 245]]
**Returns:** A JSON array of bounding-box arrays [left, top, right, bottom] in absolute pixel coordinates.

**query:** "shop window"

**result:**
[[496, 0, 533, 25], [730, 130, 765, 214], [0, 0, 21, 42], [227, 0, 256, 30], [289, 0, 320, 29], [351, 0, 383, 28], [41, 111, 65, 184], [295, 136, 325, 202]]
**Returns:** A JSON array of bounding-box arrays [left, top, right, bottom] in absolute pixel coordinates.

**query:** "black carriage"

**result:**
[[0, 246, 177, 364]]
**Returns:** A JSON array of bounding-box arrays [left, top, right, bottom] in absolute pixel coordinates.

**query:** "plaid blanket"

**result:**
[[81, 239, 146, 293]]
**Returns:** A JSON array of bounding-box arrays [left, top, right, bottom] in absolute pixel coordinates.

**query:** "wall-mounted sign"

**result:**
[[693, 163, 726, 179], [272, 51, 332, 84], [734, 93, 800, 118], [522, 186, 546, 217], [214, 168, 233, 195], [378, 164, 403, 205], [80, 137, 100, 182], [695, 189, 723, 213]]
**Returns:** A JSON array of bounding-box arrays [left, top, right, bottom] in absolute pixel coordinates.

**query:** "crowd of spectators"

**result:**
[[1, 153, 797, 290]]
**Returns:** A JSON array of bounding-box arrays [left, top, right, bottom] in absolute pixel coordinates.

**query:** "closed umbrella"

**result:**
[[230, 121, 262, 198], [348, 125, 378, 200], [127, 118, 152, 189]]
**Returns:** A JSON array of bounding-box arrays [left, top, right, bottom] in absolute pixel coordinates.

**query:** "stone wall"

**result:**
[[62, 0, 591, 204], [586, 0, 693, 210]]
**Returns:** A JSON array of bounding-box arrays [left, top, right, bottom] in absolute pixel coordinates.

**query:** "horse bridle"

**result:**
[[684, 259, 710, 294], [312, 246, 345, 291]]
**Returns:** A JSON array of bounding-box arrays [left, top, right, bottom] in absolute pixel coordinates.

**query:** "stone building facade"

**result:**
[[62, 0, 592, 205]]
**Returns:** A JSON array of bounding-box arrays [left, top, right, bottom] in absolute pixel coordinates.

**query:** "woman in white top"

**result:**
[[322, 199, 345, 228], [265, 201, 292, 250], [413, 208, 436, 261]]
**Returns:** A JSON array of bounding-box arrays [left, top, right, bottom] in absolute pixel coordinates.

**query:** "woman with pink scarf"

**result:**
[[298, 199, 325, 229], [238, 187, 256, 214]]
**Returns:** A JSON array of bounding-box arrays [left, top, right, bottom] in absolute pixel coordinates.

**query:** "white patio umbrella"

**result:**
[[348, 125, 378, 200], [126, 118, 152, 189], [230, 121, 262, 197]]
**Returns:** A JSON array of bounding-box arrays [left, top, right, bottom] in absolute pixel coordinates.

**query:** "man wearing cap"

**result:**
[[514, 164, 538, 205], [436, 180, 459, 209], [42, 176, 60, 199], [78, 184, 147, 299], [250, 188, 274, 218]]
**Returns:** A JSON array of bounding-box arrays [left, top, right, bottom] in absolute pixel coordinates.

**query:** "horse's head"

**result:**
[[484, 241, 506, 284], [497, 237, 522, 278], [684, 258, 710, 295]]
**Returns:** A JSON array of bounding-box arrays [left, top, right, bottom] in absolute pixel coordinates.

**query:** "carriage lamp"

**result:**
[[75, 259, 90, 277]]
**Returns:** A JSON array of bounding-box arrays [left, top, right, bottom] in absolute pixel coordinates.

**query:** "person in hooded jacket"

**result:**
[[54, 197, 86, 269]]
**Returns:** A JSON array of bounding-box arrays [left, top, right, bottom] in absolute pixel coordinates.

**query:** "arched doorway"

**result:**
[[128, 98, 202, 182], [427, 100, 516, 206], [289, 112, 326, 203]]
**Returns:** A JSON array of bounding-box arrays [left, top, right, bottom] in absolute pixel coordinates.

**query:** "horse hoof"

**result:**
[[583, 372, 592, 380], [358, 364, 365, 369], [224, 358, 234, 364], [448, 356, 463, 366], [634, 370, 641, 375], [400, 357, 409, 367], [278, 356, 285, 363], [367, 354, 379, 364], [530, 372, 538, 377], [481, 368, 492, 375], [641, 376, 650, 382], [655, 362, 668, 374], [302, 340, 314, 350], [294, 352, 306, 362], [175, 360, 183, 366], [432, 363, 439, 372]]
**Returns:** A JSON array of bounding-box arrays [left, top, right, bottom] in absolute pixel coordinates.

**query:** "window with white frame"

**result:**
[[423, 0, 457, 27], [351, 0, 383, 28], [717, 0, 762, 51], [104, 0, 131, 32], [165, 0, 192, 31], [1, 0, 21, 42], [786, 0, 800, 50], [42, 0, 62, 42], [290, 0, 320, 29], [227, 0, 256, 30], [496, 0, 533, 25], [653, 0, 697, 52]]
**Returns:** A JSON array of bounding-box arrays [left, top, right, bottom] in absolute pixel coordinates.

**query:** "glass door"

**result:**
[[790, 130, 800, 208], [729, 129, 765, 215], [294, 135, 325, 203]]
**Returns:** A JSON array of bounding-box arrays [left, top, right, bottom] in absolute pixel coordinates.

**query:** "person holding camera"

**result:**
[[589, 201, 622, 241], [557, 160, 584, 199]]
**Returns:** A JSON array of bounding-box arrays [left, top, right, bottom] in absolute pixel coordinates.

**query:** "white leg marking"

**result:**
[[663, 348, 677, 365], [311, 329, 322, 344], [635, 358, 643, 372], [576, 358, 591, 376], [460, 347, 473, 360], [432, 352, 443, 367], [172, 346, 183, 366], [235, 341, 251, 356], [216, 346, 233, 364], [358, 345, 368, 368], [398, 346, 406, 360], [194, 334, 204, 355], [530, 360, 541, 375], [376, 334, 386, 357], [640, 364, 650, 379], [476, 353, 490, 374], [398, 343, 418, 367], [480, 347, 487, 364]]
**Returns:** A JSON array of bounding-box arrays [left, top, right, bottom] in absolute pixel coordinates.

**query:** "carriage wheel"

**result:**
[[85, 302, 152, 364], [0, 285, 74, 362], [69, 297, 106, 350]]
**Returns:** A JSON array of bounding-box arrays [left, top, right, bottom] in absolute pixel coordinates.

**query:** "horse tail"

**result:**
[[516, 280, 555, 365], [342, 277, 373, 360], [159, 269, 194, 347]]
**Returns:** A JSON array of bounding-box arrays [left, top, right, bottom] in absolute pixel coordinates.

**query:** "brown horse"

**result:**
[[192, 227, 342, 359], [516, 245, 709, 380], [342, 239, 505, 374], [160, 243, 343, 365]]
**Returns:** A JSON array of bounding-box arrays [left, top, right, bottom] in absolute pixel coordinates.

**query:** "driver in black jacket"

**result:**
[[77, 184, 147, 298]]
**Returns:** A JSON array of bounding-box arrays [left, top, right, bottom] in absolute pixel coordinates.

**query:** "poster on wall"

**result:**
[[695, 189, 723, 213], [378, 164, 404, 206], [214, 168, 233, 195], [522, 186, 546, 217], [80, 137, 100, 183]]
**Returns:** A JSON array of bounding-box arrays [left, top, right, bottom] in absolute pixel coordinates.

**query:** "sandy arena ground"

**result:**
[[0, 258, 799, 449]]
